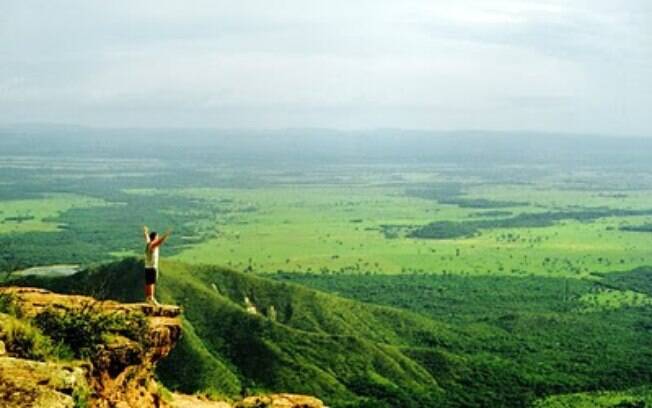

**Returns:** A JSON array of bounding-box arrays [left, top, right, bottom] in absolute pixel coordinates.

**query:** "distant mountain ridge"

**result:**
[[2, 126, 651, 166]]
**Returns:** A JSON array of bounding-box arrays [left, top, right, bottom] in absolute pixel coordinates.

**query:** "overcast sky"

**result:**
[[1, 1, 651, 135]]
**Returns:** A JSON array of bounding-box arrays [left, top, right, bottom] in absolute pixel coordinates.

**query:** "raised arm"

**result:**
[[143, 226, 150, 243], [151, 229, 172, 248]]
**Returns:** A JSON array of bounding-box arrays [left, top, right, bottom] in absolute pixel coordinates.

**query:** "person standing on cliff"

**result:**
[[143, 226, 172, 305]]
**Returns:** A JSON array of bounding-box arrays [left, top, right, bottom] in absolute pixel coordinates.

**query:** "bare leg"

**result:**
[[145, 284, 154, 302]]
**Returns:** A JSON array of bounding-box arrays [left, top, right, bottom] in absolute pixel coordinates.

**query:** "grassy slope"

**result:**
[[18, 258, 651, 407], [14, 258, 473, 407]]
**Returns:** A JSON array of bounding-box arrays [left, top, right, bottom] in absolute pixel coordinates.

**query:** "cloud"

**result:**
[[0, 0, 650, 135]]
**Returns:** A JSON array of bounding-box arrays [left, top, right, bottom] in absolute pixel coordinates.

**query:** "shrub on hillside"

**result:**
[[0, 293, 23, 317], [33, 302, 149, 359], [0, 313, 61, 360]]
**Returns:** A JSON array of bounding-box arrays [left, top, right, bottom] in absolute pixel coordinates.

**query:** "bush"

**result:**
[[0, 313, 62, 360], [33, 302, 149, 359], [0, 293, 23, 317], [73, 383, 91, 408]]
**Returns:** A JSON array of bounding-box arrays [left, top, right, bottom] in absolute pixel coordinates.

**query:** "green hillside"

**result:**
[[11, 258, 652, 407], [7, 258, 529, 407]]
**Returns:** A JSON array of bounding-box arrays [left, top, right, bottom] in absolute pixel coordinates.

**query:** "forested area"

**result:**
[[406, 208, 652, 239], [273, 271, 652, 404]]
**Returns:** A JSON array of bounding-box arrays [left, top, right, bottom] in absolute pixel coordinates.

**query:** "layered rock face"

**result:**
[[0, 287, 181, 408]]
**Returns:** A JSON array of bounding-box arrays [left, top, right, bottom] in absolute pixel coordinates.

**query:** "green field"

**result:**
[[3, 181, 652, 279], [163, 185, 652, 278], [0, 194, 107, 234]]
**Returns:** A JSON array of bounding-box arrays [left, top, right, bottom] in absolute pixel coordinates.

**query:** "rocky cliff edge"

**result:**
[[0, 287, 325, 408]]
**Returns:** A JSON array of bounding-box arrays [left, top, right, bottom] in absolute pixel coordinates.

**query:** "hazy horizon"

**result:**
[[1, 122, 650, 139], [2, 1, 651, 136]]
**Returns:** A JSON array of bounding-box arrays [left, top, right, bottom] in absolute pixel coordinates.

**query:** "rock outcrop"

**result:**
[[0, 286, 326, 408], [0, 357, 87, 408], [169, 393, 326, 408], [235, 394, 326, 408], [0, 287, 181, 408]]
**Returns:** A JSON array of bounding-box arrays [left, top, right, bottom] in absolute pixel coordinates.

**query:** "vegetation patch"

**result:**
[[0, 293, 64, 360], [406, 185, 528, 208], [578, 289, 652, 312], [0, 292, 149, 362], [469, 210, 514, 218], [534, 386, 652, 408], [621, 224, 652, 233], [0, 313, 60, 360], [33, 303, 149, 360], [406, 208, 652, 239], [595, 267, 652, 296]]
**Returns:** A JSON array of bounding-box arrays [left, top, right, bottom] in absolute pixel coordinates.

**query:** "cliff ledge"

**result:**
[[0, 287, 326, 408]]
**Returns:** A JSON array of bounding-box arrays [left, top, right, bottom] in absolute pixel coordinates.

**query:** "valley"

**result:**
[[1, 130, 652, 407]]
